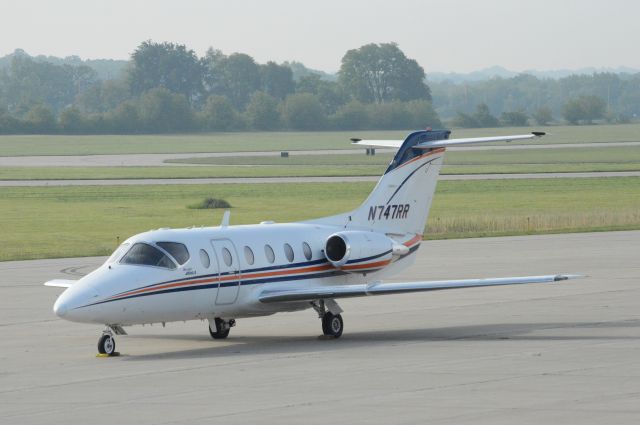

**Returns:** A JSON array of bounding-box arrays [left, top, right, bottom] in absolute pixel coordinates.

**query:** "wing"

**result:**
[[258, 274, 579, 303], [44, 279, 76, 288], [350, 132, 545, 149]]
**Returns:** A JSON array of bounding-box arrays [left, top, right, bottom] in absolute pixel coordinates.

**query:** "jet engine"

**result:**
[[324, 231, 408, 271]]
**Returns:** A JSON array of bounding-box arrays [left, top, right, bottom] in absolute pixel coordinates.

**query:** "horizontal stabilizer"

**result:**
[[351, 132, 545, 149], [415, 132, 545, 149], [44, 279, 76, 288], [258, 274, 579, 303], [350, 138, 403, 148]]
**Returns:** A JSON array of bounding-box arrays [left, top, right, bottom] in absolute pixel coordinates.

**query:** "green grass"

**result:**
[[1, 177, 639, 261], [2, 145, 639, 180], [1, 123, 639, 156]]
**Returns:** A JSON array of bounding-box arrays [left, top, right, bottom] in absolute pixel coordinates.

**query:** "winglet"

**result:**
[[220, 210, 231, 227]]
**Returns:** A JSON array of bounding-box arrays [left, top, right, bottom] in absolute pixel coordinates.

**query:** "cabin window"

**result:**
[[302, 242, 312, 260], [199, 249, 210, 268], [264, 244, 275, 263], [120, 243, 176, 269], [284, 243, 294, 262], [156, 242, 190, 265], [221, 247, 233, 267], [107, 243, 130, 264], [244, 246, 255, 265]]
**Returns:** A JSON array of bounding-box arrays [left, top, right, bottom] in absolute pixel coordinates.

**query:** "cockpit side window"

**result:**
[[156, 242, 190, 265], [107, 243, 130, 264], [120, 243, 176, 269]]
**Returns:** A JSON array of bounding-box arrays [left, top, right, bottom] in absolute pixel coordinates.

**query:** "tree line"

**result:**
[[1, 41, 638, 134], [0, 42, 440, 134]]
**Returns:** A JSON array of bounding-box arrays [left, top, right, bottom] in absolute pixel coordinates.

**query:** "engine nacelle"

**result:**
[[324, 231, 399, 272]]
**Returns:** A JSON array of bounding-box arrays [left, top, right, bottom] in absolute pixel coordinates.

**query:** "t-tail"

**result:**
[[313, 129, 545, 237]]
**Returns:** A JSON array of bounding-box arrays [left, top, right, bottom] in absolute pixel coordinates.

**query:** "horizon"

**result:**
[[1, 0, 638, 74]]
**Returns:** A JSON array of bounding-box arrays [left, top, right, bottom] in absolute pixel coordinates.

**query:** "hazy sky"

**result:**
[[2, 0, 638, 73]]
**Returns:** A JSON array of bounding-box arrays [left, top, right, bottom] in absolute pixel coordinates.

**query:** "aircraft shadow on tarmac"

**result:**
[[123, 319, 640, 361]]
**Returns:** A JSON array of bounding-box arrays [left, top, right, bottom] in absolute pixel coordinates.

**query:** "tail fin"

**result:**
[[311, 129, 545, 236], [347, 129, 450, 235]]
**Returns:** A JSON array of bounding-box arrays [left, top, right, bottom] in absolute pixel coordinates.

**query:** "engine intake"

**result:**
[[324, 231, 397, 272]]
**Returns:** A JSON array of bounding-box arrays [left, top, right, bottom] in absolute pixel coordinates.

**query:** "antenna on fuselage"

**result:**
[[220, 210, 231, 227]]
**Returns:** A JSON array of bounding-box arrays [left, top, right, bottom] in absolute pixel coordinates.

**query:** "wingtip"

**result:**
[[554, 274, 586, 281], [350, 138, 362, 143], [532, 131, 546, 137]]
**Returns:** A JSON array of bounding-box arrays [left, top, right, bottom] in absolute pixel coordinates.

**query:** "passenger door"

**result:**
[[211, 239, 241, 305]]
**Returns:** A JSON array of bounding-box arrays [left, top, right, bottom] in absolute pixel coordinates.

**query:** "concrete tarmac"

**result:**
[[1, 231, 639, 424]]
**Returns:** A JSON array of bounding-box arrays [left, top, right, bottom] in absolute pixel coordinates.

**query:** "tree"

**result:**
[[452, 111, 479, 128], [500, 111, 529, 127], [59, 107, 86, 133], [201, 95, 236, 131], [338, 43, 431, 104], [404, 100, 442, 129], [137, 88, 193, 132], [296, 74, 347, 114], [128, 41, 203, 104], [212, 53, 262, 109], [532, 107, 553, 126], [25, 104, 56, 133], [261, 62, 295, 100], [106, 101, 140, 133], [281, 93, 326, 130], [244, 91, 279, 130], [473, 103, 499, 127], [562, 95, 606, 124], [331, 100, 369, 130], [366, 102, 413, 130]]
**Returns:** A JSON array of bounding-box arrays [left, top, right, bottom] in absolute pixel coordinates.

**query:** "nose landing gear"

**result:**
[[97, 330, 117, 356], [97, 325, 125, 357]]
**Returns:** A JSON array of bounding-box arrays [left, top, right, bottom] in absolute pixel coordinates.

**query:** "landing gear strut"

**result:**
[[311, 300, 344, 338], [97, 329, 116, 355], [208, 318, 235, 339]]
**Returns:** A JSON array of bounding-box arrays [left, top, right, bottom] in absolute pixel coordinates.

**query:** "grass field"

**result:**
[[1, 123, 639, 157], [2, 145, 639, 180], [1, 177, 638, 261]]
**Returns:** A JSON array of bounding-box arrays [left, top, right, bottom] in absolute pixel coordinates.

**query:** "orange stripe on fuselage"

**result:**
[[110, 263, 337, 300], [394, 147, 445, 171], [341, 259, 391, 271], [403, 234, 423, 247]]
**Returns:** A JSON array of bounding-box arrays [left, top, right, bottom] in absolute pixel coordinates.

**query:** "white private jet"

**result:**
[[46, 129, 578, 355]]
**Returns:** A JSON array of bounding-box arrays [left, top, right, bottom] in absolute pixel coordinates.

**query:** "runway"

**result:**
[[1, 231, 639, 424], [1, 141, 638, 167], [2, 171, 639, 187]]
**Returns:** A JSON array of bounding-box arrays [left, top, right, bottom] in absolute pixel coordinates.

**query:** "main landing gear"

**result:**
[[208, 318, 236, 339], [312, 300, 344, 338]]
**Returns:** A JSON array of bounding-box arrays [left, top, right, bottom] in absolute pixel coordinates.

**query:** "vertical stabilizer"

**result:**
[[346, 129, 450, 235]]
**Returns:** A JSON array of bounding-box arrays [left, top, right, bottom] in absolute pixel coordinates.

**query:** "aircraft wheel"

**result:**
[[322, 312, 343, 338], [209, 318, 230, 339], [98, 333, 116, 355]]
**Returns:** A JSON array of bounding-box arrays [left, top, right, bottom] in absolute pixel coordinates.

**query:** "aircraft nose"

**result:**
[[52, 283, 101, 322], [53, 297, 69, 318]]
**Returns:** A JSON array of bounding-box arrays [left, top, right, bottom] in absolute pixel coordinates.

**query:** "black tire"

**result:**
[[209, 318, 230, 339], [322, 313, 343, 338], [98, 334, 116, 355]]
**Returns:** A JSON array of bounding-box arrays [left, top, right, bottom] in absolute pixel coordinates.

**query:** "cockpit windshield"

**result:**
[[156, 242, 190, 265], [107, 243, 130, 264], [120, 243, 176, 269]]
